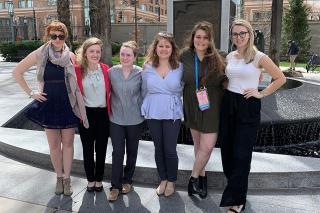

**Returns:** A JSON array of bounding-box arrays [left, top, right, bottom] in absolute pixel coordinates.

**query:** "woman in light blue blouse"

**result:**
[[108, 41, 144, 201], [141, 32, 183, 197]]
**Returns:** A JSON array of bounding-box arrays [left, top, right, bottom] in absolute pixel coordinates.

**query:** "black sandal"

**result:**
[[228, 208, 239, 213], [228, 205, 244, 213]]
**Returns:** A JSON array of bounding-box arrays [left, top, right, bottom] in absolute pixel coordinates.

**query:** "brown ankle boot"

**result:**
[[63, 178, 73, 196], [55, 177, 64, 195]]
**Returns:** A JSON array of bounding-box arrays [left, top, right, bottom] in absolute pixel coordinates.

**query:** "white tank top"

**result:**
[[226, 50, 266, 94]]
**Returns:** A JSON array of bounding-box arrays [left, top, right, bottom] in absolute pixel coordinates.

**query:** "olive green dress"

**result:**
[[181, 49, 225, 133]]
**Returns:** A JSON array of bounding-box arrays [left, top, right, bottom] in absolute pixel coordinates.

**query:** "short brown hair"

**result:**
[[145, 31, 179, 69], [44, 20, 68, 41]]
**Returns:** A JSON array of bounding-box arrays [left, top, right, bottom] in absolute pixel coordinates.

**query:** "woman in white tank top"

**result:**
[[219, 19, 286, 213]]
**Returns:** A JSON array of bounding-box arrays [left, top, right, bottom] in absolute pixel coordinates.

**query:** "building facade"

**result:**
[[244, 0, 320, 54], [0, 0, 167, 42]]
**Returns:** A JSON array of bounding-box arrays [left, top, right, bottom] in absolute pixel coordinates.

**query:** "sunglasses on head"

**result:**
[[50, 34, 65, 40], [158, 31, 173, 38]]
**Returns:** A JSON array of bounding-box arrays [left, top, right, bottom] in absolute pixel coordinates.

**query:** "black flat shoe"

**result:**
[[94, 185, 103, 192], [87, 186, 95, 192]]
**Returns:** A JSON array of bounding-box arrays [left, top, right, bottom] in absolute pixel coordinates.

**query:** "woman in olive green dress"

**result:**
[[181, 21, 225, 198]]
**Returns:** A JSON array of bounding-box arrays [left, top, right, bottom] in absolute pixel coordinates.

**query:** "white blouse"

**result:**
[[82, 65, 106, 107], [226, 50, 266, 94]]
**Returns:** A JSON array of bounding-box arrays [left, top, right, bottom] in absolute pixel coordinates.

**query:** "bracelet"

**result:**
[[260, 91, 265, 98], [29, 90, 35, 98]]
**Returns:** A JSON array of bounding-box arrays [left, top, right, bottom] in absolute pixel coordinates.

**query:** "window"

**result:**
[[155, 6, 159, 14], [149, 5, 153, 12], [48, 0, 57, 6], [28, 0, 33, 7], [253, 11, 271, 21], [149, 0, 153, 4], [0, 2, 4, 9], [19, 0, 33, 8], [18, 0, 25, 8], [140, 4, 146, 11]]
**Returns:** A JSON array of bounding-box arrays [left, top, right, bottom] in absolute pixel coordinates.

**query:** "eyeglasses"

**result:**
[[158, 31, 173, 38], [231, 31, 248, 39], [50, 34, 65, 40]]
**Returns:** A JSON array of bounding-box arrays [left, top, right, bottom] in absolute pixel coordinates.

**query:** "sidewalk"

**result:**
[[1, 62, 320, 212], [1, 154, 320, 213]]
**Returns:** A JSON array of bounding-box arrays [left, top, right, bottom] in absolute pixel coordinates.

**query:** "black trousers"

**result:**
[[219, 90, 261, 207], [110, 122, 143, 189], [79, 107, 109, 182], [147, 119, 181, 182]]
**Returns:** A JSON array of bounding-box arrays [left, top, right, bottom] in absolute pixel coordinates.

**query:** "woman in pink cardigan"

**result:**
[[75, 37, 111, 193]]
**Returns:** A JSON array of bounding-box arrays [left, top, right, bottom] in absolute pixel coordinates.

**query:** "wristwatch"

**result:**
[[29, 90, 35, 98]]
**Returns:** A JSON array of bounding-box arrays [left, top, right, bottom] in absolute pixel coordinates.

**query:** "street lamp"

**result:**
[[7, 0, 14, 42], [33, 7, 37, 40], [134, 0, 138, 43], [23, 16, 28, 40]]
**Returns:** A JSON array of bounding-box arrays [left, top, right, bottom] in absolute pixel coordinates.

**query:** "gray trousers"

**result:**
[[147, 119, 181, 182]]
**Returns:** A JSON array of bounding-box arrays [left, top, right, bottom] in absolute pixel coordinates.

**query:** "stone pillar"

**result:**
[[220, 0, 230, 52], [167, 0, 233, 52], [167, 0, 174, 33]]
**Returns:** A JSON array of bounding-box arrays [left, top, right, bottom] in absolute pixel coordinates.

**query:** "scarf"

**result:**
[[35, 42, 89, 128]]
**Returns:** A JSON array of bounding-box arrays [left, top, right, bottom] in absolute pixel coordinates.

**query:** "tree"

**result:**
[[89, 0, 113, 66], [281, 0, 311, 61], [269, 0, 283, 66], [57, 0, 72, 46]]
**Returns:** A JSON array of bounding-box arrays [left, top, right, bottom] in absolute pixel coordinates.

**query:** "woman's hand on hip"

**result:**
[[31, 91, 47, 102], [243, 88, 263, 99]]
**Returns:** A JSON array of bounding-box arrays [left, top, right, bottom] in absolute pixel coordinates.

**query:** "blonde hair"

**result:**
[[183, 21, 225, 75], [145, 32, 180, 69], [44, 20, 68, 41], [76, 37, 103, 78], [230, 19, 257, 64], [121, 40, 139, 57]]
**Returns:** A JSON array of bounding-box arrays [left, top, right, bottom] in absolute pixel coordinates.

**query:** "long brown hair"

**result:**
[[184, 21, 225, 75], [75, 37, 103, 78], [145, 31, 180, 69]]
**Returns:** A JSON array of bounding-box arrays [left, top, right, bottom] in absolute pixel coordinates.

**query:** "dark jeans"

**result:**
[[79, 107, 109, 182], [147, 119, 181, 182], [110, 122, 143, 189], [219, 90, 261, 208]]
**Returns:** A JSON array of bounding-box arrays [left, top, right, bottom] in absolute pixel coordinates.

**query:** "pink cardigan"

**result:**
[[75, 63, 111, 115]]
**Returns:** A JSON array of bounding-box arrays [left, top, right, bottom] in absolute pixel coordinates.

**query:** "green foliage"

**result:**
[[71, 41, 81, 53], [0, 40, 43, 62], [112, 55, 144, 67], [112, 42, 121, 55], [281, 0, 311, 62]]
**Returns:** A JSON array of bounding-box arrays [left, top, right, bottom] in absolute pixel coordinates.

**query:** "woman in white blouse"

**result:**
[[219, 19, 286, 213], [75, 37, 111, 193]]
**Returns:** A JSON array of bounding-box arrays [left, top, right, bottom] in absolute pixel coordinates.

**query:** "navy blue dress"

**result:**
[[25, 60, 79, 129]]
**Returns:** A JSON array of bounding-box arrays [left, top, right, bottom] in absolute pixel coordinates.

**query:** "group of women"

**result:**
[[12, 18, 285, 212]]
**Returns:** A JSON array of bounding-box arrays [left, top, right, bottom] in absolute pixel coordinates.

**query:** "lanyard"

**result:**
[[194, 54, 199, 90]]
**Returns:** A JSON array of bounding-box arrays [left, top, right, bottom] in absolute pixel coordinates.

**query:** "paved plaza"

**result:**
[[0, 61, 320, 212]]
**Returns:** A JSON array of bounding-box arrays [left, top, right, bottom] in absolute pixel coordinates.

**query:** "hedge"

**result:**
[[0, 40, 122, 62]]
